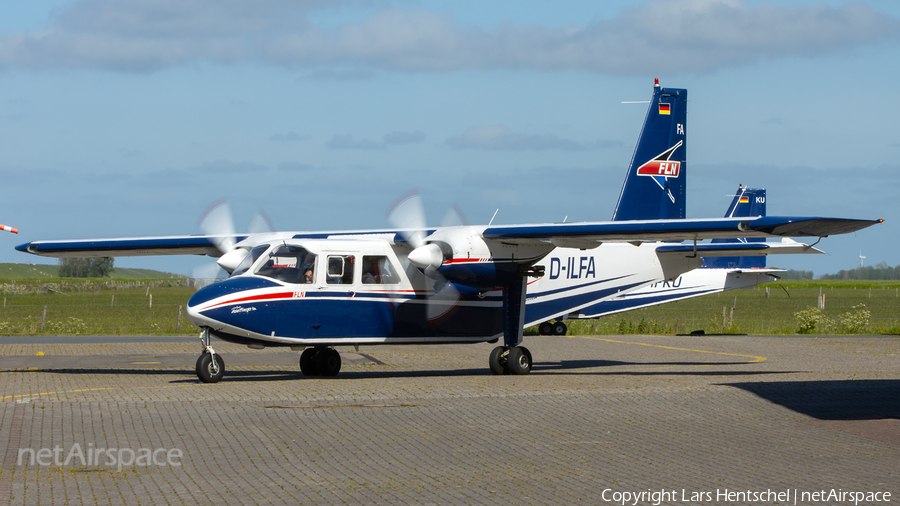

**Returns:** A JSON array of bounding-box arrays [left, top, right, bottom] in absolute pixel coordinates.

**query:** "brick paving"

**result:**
[[0, 334, 897, 505]]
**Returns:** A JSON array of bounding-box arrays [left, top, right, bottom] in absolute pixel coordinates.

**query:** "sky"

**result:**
[[0, 0, 897, 277]]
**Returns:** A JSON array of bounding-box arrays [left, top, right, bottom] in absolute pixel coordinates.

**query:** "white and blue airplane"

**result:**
[[17, 81, 881, 382]]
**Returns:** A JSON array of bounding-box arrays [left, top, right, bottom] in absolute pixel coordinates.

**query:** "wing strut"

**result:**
[[502, 276, 528, 348], [487, 276, 534, 375]]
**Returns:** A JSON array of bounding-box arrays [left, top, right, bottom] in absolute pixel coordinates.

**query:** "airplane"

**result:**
[[16, 80, 881, 382], [537, 185, 784, 334]]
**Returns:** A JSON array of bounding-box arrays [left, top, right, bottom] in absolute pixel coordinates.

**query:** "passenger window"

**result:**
[[361, 255, 400, 284], [326, 255, 355, 284], [255, 245, 317, 284]]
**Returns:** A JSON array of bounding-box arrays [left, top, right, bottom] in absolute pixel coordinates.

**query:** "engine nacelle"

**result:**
[[412, 226, 553, 289]]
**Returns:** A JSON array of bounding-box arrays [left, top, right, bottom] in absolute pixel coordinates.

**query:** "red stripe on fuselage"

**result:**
[[443, 258, 484, 264], [206, 291, 295, 309]]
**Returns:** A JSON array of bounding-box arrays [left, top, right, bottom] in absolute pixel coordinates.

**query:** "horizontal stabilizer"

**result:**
[[656, 240, 823, 258]]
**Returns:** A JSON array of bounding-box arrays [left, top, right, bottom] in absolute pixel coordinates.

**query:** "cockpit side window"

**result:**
[[231, 244, 271, 277], [255, 244, 317, 284], [361, 255, 400, 284], [326, 255, 355, 284]]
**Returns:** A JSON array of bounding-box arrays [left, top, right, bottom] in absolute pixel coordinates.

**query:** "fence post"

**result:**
[[41, 306, 47, 332], [149, 294, 152, 308], [176, 305, 182, 331], [111, 294, 115, 308]]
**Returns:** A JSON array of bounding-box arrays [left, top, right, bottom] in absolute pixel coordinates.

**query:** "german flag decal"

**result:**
[[739, 197, 749, 204], [658, 103, 671, 115]]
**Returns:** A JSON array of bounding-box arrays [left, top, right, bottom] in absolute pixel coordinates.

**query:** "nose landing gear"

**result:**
[[196, 327, 225, 383]]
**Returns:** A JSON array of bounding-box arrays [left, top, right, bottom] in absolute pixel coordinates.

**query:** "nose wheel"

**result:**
[[195, 327, 225, 383], [488, 346, 532, 375], [196, 352, 225, 383]]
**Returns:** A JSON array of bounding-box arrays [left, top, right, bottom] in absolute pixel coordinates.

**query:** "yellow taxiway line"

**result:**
[[571, 335, 766, 368]]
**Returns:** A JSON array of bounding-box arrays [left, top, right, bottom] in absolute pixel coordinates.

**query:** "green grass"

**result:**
[[0, 280, 197, 335], [0, 263, 185, 279], [528, 280, 900, 336], [0, 278, 898, 336]]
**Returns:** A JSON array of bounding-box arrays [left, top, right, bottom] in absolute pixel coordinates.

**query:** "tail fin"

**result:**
[[703, 186, 767, 269], [612, 80, 688, 221]]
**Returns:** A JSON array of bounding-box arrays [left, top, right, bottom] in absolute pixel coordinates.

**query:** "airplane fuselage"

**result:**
[[186, 238, 672, 347]]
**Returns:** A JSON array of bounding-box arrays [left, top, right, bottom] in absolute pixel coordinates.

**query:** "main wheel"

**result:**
[[318, 348, 342, 377], [538, 322, 553, 335], [488, 346, 508, 375], [196, 353, 225, 383], [299, 348, 320, 376], [506, 347, 532, 375], [552, 322, 568, 336]]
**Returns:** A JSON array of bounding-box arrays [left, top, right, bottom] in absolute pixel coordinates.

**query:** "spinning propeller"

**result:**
[[385, 190, 468, 323], [193, 198, 274, 278]]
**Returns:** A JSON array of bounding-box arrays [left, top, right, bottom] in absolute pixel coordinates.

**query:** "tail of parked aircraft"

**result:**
[[612, 80, 688, 221], [702, 186, 766, 269]]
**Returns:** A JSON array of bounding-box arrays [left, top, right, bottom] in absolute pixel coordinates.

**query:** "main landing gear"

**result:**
[[538, 320, 568, 336], [489, 276, 534, 375], [299, 347, 342, 377], [488, 345, 532, 375], [196, 327, 225, 383]]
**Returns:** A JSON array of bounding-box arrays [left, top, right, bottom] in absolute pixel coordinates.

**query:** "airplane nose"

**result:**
[[185, 276, 283, 328]]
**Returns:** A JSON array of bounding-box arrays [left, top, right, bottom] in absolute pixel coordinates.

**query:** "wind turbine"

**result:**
[[859, 250, 866, 267]]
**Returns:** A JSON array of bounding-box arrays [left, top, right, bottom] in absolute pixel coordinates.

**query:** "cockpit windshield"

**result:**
[[231, 244, 270, 277], [255, 244, 317, 284]]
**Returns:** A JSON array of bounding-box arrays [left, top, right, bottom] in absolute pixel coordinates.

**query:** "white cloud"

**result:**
[[326, 134, 385, 150], [446, 125, 618, 151], [383, 130, 424, 145], [270, 132, 309, 142], [326, 131, 424, 149], [195, 160, 270, 173], [0, 0, 896, 74]]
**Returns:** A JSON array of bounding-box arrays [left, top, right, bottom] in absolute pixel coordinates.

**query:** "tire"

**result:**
[[506, 347, 532, 375], [197, 353, 225, 383], [195, 354, 205, 376], [319, 348, 342, 377], [299, 348, 320, 376], [488, 346, 508, 375], [538, 322, 553, 335], [552, 322, 568, 336]]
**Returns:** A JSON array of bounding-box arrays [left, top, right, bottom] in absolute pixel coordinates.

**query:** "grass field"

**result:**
[[0, 262, 184, 279], [0, 280, 197, 335], [551, 280, 900, 336], [0, 278, 897, 336]]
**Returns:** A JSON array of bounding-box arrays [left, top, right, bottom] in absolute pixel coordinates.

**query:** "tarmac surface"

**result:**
[[0, 333, 897, 505]]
